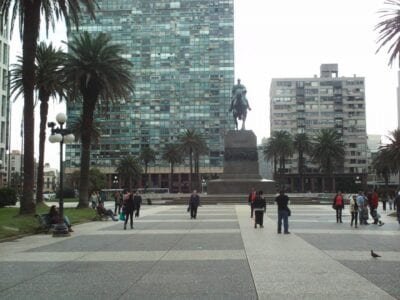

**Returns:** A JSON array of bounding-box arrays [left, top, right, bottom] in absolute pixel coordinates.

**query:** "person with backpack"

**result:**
[[332, 191, 344, 223], [350, 194, 359, 228], [248, 187, 257, 218]]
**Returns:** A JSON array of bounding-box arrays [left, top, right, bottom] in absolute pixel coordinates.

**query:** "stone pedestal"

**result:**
[[207, 130, 275, 194]]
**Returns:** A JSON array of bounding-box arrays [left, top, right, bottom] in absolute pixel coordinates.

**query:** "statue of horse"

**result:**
[[230, 92, 250, 130]]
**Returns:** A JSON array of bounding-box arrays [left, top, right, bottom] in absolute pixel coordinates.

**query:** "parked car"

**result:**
[[43, 192, 56, 201]]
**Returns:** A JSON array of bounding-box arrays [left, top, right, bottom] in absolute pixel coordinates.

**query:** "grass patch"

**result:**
[[0, 204, 96, 240]]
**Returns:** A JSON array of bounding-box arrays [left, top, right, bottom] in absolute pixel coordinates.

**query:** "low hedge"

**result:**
[[0, 188, 18, 207]]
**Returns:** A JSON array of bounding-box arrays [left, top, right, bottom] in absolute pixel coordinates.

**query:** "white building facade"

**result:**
[[270, 64, 368, 191]]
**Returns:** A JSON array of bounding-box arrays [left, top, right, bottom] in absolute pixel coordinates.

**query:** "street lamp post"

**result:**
[[48, 113, 75, 237]]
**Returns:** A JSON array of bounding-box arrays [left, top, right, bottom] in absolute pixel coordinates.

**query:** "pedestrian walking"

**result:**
[[275, 190, 290, 234], [123, 191, 134, 229], [248, 187, 257, 218], [189, 190, 200, 219], [350, 194, 358, 228], [133, 190, 142, 218], [381, 192, 387, 212], [114, 191, 122, 215], [370, 189, 380, 224], [357, 191, 369, 225], [395, 191, 400, 224], [253, 191, 266, 228], [389, 193, 394, 210], [332, 191, 344, 223], [90, 190, 99, 209]]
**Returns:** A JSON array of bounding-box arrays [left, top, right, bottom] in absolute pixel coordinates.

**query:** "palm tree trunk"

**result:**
[[36, 98, 49, 204], [20, 3, 41, 215], [169, 162, 174, 193], [77, 99, 96, 208], [189, 148, 193, 191]]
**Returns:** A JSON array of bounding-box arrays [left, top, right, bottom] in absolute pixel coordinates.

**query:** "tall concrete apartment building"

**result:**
[[270, 64, 368, 192], [0, 19, 10, 187], [65, 1, 235, 191]]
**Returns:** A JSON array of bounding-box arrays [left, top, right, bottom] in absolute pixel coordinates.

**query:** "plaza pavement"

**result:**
[[0, 203, 399, 299]]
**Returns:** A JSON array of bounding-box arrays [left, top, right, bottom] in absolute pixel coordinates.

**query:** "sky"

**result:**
[[8, 0, 399, 169]]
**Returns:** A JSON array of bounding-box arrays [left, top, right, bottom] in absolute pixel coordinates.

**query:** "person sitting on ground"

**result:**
[[97, 202, 118, 221], [48, 205, 73, 232]]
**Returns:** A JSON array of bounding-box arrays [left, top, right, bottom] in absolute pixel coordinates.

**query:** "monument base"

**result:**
[[207, 130, 276, 195], [207, 178, 276, 195]]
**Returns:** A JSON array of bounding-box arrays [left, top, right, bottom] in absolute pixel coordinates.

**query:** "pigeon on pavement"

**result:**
[[371, 250, 381, 258]]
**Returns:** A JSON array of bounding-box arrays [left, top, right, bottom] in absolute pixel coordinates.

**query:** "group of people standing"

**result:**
[[248, 188, 291, 234], [333, 189, 400, 227]]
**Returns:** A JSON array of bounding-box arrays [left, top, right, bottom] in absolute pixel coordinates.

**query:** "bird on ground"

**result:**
[[371, 250, 381, 258]]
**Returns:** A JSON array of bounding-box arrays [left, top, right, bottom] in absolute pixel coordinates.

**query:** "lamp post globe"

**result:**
[[56, 112, 67, 124], [64, 134, 75, 144]]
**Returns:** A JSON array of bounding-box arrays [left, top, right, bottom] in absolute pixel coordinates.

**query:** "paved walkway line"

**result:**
[[92, 229, 241, 235], [0, 250, 246, 262], [235, 205, 395, 300], [291, 228, 400, 235]]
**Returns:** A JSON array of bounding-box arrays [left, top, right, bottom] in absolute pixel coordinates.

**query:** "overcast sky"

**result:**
[[9, 0, 399, 169]]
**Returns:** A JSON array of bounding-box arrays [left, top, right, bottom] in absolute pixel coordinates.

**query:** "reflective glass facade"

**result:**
[[65, 0, 235, 175]]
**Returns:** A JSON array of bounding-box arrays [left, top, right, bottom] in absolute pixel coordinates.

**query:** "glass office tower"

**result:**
[[65, 1, 235, 190]]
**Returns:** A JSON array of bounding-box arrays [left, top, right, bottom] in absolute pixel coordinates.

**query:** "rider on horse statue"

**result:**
[[229, 79, 251, 130]]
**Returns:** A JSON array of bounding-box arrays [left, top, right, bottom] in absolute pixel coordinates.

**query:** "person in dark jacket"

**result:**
[[275, 190, 290, 234], [189, 190, 200, 219], [124, 192, 134, 229], [133, 190, 142, 217], [332, 191, 344, 223], [248, 187, 257, 218], [253, 191, 266, 228]]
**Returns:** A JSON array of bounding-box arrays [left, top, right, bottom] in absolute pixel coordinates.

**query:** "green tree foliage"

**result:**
[[10, 42, 66, 204], [377, 129, 400, 183], [116, 155, 142, 191], [293, 133, 312, 192], [375, 0, 400, 67], [139, 146, 156, 175], [179, 129, 205, 191], [311, 128, 345, 191], [162, 143, 183, 192], [64, 31, 134, 208], [263, 131, 293, 188], [0, 0, 96, 215]]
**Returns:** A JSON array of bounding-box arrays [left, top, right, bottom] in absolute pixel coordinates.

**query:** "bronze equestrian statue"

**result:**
[[229, 79, 251, 130]]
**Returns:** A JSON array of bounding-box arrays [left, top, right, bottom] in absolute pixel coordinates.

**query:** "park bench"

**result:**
[[35, 213, 55, 233]]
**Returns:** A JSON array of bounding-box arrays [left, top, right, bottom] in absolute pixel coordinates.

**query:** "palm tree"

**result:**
[[311, 128, 345, 192], [372, 148, 393, 189], [64, 31, 134, 208], [116, 155, 142, 191], [10, 42, 66, 204], [264, 131, 293, 188], [0, 0, 96, 215], [193, 137, 208, 190], [380, 129, 400, 181], [375, 0, 400, 67], [179, 129, 204, 191], [162, 143, 183, 192], [293, 133, 312, 192], [140, 146, 156, 175], [69, 115, 101, 144], [263, 137, 278, 177]]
